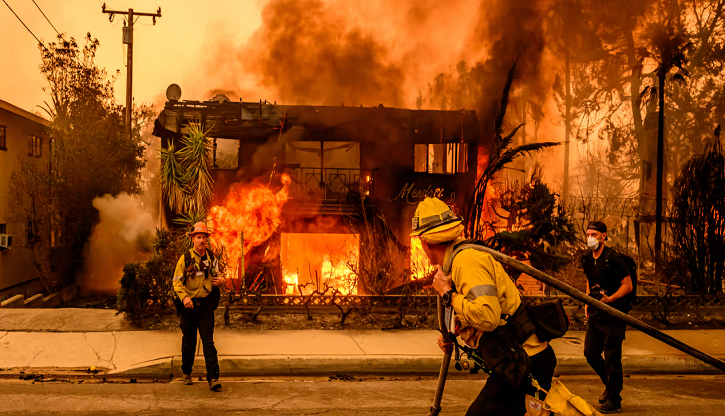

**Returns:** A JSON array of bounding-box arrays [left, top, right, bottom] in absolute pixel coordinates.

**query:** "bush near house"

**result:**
[[117, 229, 183, 320]]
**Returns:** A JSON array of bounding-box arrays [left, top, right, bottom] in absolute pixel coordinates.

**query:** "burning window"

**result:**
[[213, 138, 239, 169], [281, 233, 359, 295], [414, 143, 468, 174]]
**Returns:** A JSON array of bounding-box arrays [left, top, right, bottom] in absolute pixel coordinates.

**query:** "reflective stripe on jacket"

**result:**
[[444, 237, 548, 357]]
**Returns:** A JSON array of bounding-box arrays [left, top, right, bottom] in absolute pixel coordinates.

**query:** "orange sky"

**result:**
[[0, 0, 264, 114], [0, 0, 584, 194]]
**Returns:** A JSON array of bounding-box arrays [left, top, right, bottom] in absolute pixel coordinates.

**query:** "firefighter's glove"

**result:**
[[432, 265, 453, 296]]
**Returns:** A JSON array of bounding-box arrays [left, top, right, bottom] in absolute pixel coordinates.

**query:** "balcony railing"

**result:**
[[283, 167, 372, 201]]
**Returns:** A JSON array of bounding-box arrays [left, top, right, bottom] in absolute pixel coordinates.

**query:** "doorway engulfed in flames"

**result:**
[[281, 233, 359, 296]]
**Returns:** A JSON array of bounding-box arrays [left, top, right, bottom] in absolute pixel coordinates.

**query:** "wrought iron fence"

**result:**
[[226, 294, 725, 313], [283, 167, 372, 200]]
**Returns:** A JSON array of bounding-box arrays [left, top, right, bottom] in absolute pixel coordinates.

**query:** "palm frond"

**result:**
[[500, 123, 526, 150], [175, 122, 215, 212], [484, 142, 561, 180], [493, 62, 518, 140], [637, 85, 658, 108], [159, 142, 187, 212]]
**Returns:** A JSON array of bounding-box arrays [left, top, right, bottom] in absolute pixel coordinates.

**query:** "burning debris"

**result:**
[[207, 174, 292, 281]]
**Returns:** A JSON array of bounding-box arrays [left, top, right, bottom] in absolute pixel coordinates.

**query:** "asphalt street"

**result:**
[[1, 375, 724, 415]]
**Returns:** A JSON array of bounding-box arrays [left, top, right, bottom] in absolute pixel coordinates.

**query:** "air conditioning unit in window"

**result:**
[[0, 234, 12, 251]]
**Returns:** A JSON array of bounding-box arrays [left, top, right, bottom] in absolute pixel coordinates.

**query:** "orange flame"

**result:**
[[282, 254, 358, 295], [207, 174, 292, 279], [281, 233, 359, 295], [410, 237, 435, 279], [283, 272, 298, 295], [321, 255, 358, 295]]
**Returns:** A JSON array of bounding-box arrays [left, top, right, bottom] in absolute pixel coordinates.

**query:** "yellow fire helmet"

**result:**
[[410, 197, 463, 237]]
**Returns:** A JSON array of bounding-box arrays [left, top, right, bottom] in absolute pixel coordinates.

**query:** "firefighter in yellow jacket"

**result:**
[[412, 197, 557, 415], [173, 222, 226, 391]]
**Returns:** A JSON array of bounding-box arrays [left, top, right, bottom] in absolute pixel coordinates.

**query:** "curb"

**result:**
[[4, 355, 723, 378]]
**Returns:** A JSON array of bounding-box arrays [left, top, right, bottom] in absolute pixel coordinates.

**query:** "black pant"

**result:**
[[465, 344, 558, 415], [584, 315, 626, 403], [179, 297, 219, 381]]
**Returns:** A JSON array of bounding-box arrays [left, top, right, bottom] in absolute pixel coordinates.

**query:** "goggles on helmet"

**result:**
[[412, 208, 460, 235]]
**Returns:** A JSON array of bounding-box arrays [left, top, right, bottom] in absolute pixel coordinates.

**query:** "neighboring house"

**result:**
[[0, 99, 50, 299]]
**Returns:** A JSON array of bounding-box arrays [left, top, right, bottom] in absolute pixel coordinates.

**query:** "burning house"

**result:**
[[152, 91, 480, 295]]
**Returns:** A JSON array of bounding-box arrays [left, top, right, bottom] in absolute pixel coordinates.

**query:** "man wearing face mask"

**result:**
[[582, 221, 633, 414]]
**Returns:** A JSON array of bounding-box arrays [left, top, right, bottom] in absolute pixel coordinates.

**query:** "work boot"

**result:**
[[208, 378, 222, 391], [182, 374, 193, 385], [597, 399, 622, 414], [598, 389, 609, 404]]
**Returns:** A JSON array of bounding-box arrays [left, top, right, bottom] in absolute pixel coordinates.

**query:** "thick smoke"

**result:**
[[241, 0, 405, 107], [202, 0, 484, 109], [78, 193, 157, 295], [198, 0, 576, 187]]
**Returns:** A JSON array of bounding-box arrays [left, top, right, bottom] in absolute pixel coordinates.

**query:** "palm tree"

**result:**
[[467, 63, 560, 239], [159, 122, 215, 214], [639, 21, 692, 275]]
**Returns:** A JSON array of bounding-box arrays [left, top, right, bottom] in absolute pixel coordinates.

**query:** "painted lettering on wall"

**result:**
[[390, 182, 455, 205]]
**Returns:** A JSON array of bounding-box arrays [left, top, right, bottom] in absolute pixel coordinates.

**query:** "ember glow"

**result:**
[[283, 272, 298, 295], [410, 237, 435, 280], [207, 174, 292, 279], [281, 233, 359, 295]]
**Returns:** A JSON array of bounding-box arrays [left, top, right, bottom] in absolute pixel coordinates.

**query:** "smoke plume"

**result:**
[[79, 193, 157, 295]]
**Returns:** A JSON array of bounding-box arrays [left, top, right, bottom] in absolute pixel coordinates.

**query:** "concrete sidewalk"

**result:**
[[0, 328, 723, 378]]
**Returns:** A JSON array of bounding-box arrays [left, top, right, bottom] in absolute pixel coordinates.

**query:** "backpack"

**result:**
[[444, 239, 569, 342]]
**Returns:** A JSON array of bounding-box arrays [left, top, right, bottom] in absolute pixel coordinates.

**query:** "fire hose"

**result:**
[[429, 245, 725, 415]]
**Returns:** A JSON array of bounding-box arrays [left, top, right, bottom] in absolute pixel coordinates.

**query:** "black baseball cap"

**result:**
[[587, 221, 607, 233]]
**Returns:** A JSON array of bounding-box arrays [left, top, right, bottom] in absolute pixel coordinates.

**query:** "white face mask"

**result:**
[[587, 236, 600, 250]]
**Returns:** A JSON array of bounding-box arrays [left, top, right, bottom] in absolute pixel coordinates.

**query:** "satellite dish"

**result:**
[[166, 84, 182, 101]]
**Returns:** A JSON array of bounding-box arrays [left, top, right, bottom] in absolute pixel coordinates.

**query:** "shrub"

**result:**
[[116, 229, 184, 319]]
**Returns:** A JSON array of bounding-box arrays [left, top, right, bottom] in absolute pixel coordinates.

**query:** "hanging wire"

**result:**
[[31, 0, 60, 35], [2, 0, 45, 47]]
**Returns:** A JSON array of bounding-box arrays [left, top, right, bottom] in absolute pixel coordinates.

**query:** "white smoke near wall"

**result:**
[[78, 192, 157, 295]]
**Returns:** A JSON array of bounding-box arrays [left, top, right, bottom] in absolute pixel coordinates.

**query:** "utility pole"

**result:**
[[101, 3, 161, 142]]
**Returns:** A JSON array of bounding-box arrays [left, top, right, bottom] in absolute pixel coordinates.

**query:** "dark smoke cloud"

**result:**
[[471, 0, 548, 122], [242, 0, 405, 107]]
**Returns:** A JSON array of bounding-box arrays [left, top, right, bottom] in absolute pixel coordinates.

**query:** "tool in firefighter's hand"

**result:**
[[429, 295, 452, 416]]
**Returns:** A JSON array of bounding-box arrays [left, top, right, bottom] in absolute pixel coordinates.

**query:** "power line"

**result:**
[[31, 0, 59, 35], [2, 0, 45, 47]]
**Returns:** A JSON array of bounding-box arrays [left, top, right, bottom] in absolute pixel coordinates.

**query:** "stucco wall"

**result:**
[[0, 102, 50, 292]]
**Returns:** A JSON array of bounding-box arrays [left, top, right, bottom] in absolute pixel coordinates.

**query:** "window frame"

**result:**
[[27, 135, 42, 158], [414, 143, 468, 174], [0, 125, 6, 150]]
